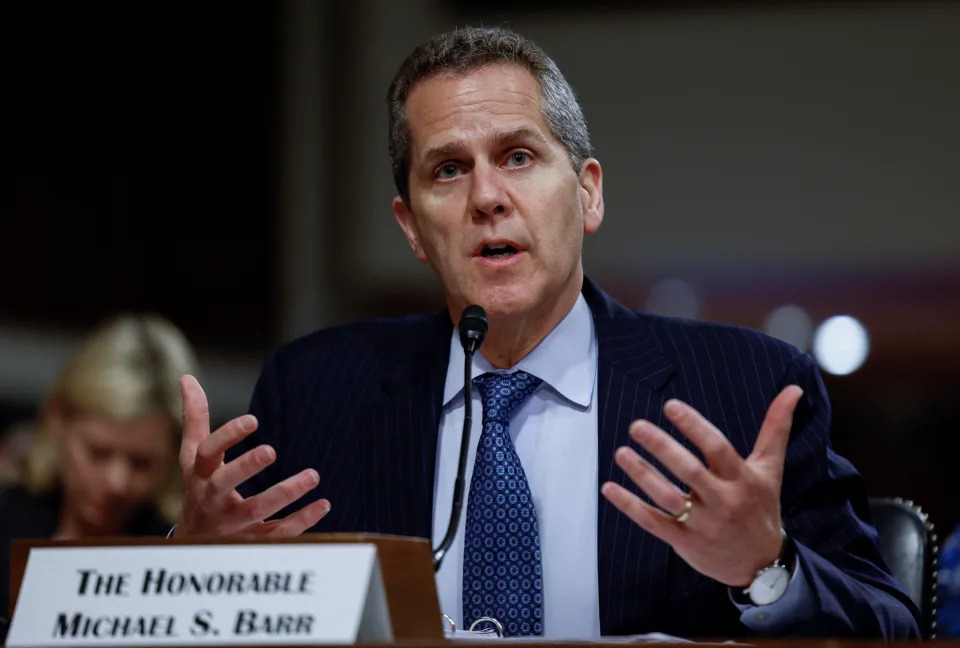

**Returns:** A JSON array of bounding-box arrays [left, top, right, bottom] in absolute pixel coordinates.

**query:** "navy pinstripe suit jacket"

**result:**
[[234, 278, 919, 638]]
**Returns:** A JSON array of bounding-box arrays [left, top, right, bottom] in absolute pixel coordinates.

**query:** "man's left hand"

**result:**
[[601, 385, 804, 587]]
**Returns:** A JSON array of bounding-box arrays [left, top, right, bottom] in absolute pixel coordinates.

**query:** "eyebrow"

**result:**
[[419, 126, 551, 167]]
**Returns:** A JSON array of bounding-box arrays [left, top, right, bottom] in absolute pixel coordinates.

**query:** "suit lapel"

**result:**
[[361, 312, 453, 539], [583, 278, 677, 634]]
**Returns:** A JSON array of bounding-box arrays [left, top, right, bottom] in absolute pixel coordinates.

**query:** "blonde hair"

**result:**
[[23, 314, 200, 523]]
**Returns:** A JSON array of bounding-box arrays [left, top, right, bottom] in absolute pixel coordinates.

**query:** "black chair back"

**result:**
[[868, 497, 938, 638]]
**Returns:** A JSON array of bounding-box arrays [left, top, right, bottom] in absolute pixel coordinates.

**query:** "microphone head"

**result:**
[[458, 305, 488, 354]]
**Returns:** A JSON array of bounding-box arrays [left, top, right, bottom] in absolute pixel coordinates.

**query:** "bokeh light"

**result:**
[[812, 315, 870, 376], [764, 305, 814, 351], [646, 279, 699, 319]]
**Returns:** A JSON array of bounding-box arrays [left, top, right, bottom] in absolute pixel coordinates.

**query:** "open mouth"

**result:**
[[480, 243, 520, 259]]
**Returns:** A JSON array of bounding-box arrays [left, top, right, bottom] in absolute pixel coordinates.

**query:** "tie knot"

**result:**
[[473, 371, 543, 423]]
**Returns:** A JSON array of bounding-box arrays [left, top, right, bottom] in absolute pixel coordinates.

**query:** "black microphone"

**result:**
[[433, 305, 487, 571]]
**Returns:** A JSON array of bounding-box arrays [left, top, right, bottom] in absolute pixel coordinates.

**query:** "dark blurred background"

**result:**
[[1, 2, 957, 532]]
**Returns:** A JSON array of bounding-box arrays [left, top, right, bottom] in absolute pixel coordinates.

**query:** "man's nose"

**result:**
[[468, 164, 511, 218]]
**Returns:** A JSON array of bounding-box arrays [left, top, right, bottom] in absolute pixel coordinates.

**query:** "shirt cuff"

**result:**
[[731, 554, 812, 632]]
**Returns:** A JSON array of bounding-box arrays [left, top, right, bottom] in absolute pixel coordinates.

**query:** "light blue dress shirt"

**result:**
[[431, 295, 812, 638]]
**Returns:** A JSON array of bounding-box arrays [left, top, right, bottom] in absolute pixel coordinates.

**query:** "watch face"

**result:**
[[749, 566, 790, 606]]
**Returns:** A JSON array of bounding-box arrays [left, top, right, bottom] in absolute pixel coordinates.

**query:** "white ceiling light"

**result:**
[[812, 315, 870, 376]]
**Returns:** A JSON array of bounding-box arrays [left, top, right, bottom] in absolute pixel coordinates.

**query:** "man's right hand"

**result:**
[[173, 375, 331, 537]]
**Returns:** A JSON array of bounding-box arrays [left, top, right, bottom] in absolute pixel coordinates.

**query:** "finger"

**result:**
[[629, 419, 721, 499], [749, 385, 804, 467], [265, 498, 332, 537], [614, 446, 690, 517], [601, 481, 682, 546], [179, 375, 211, 467], [208, 444, 277, 494], [242, 468, 321, 523], [662, 399, 744, 479], [195, 414, 259, 479]]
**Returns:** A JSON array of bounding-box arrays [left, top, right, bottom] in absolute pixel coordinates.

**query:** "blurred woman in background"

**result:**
[[0, 314, 199, 618]]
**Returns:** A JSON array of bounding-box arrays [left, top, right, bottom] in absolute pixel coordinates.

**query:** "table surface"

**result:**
[[4, 641, 952, 647]]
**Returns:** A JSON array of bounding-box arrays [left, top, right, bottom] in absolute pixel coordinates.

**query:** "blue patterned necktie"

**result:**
[[463, 371, 544, 636]]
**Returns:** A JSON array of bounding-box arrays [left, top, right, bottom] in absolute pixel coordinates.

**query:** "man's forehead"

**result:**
[[407, 62, 539, 100], [404, 64, 550, 158]]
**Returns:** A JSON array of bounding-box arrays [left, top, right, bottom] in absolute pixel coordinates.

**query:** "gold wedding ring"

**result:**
[[675, 494, 694, 524]]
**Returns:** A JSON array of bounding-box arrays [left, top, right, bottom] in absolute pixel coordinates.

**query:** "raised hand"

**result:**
[[601, 385, 804, 587], [173, 375, 331, 537]]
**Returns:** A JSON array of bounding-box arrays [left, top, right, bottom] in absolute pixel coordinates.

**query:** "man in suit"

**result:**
[[172, 27, 920, 638]]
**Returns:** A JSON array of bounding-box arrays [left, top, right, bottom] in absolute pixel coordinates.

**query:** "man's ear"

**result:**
[[578, 158, 604, 235], [392, 195, 429, 263]]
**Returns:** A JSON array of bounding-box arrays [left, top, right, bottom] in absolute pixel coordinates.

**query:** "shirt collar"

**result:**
[[443, 294, 597, 409]]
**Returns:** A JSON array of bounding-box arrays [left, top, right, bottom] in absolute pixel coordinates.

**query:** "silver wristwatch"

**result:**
[[742, 531, 796, 606]]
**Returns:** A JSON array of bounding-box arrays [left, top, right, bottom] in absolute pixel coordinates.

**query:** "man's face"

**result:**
[[393, 64, 603, 324]]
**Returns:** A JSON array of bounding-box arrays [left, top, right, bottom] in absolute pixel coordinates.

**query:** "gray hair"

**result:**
[[387, 26, 592, 202]]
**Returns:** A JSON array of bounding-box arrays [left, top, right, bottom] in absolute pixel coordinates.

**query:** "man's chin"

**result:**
[[472, 286, 539, 321], [464, 273, 580, 325]]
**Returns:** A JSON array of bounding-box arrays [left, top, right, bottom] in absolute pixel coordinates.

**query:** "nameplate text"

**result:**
[[7, 543, 392, 646]]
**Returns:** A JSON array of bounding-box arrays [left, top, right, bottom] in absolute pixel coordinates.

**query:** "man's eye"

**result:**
[[436, 164, 460, 179], [506, 151, 530, 167]]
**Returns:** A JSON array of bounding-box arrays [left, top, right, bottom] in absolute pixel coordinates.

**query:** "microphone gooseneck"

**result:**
[[433, 305, 488, 571]]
